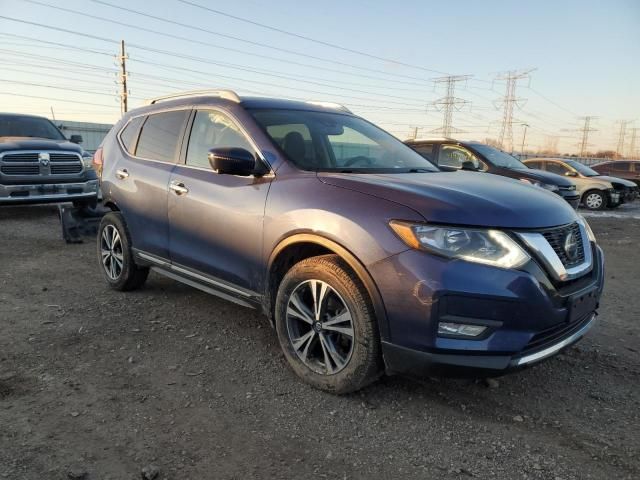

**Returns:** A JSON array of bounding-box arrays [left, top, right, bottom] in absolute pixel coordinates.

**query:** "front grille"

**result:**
[[3, 153, 39, 162], [50, 153, 81, 162], [0, 151, 82, 177], [51, 164, 82, 174], [541, 222, 585, 268], [1, 164, 40, 175]]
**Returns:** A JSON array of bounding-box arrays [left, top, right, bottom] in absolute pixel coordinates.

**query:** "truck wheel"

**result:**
[[97, 212, 149, 291], [583, 190, 606, 210], [274, 254, 382, 394]]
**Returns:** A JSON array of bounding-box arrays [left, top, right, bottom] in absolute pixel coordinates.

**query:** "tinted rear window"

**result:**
[[135, 110, 189, 163], [119, 116, 144, 154]]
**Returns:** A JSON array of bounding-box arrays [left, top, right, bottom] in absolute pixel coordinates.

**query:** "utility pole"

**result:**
[[430, 75, 471, 137], [615, 120, 631, 159], [408, 126, 420, 140], [520, 123, 529, 157], [118, 40, 128, 114], [577, 116, 598, 157], [494, 69, 534, 152]]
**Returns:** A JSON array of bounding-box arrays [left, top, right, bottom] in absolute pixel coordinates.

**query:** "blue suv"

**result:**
[[96, 90, 604, 393]]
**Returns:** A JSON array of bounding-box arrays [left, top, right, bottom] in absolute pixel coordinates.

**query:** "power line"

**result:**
[[0, 92, 120, 109], [75, 0, 445, 86], [176, 0, 451, 76]]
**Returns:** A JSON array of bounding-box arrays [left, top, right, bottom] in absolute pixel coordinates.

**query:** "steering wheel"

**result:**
[[342, 155, 374, 167]]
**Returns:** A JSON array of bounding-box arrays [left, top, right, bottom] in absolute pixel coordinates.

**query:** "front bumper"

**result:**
[[383, 313, 595, 376], [370, 242, 604, 376], [0, 179, 99, 205]]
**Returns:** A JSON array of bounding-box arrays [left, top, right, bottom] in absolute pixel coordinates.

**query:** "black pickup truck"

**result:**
[[0, 113, 99, 207]]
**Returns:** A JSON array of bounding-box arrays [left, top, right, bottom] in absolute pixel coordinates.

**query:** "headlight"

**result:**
[[389, 221, 530, 269], [519, 178, 559, 192], [579, 215, 596, 242], [82, 153, 93, 168]]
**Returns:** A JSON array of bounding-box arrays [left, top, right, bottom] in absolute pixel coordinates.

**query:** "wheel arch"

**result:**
[[265, 233, 390, 341]]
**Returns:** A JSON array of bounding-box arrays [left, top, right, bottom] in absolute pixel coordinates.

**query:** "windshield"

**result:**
[[564, 159, 599, 177], [0, 115, 66, 140], [250, 109, 439, 172], [470, 144, 528, 170]]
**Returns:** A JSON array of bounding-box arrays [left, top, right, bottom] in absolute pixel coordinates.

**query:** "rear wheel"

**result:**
[[583, 190, 606, 210], [275, 255, 382, 394], [97, 212, 149, 291]]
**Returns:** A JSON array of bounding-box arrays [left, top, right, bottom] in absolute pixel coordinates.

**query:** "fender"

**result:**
[[267, 233, 391, 342]]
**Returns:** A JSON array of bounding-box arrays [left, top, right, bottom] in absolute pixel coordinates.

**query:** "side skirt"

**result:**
[[132, 249, 262, 310]]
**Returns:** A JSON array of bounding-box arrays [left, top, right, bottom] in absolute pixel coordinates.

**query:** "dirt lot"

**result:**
[[1, 204, 639, 480]]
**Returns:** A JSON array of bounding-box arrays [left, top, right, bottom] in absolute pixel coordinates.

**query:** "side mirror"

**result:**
[[208, 147, 256, 176], [565, 171, 578, 177], [69, 134, 83, 144], [461, 160, 478, 171]]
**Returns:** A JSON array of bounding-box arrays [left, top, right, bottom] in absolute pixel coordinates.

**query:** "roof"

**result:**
[[0, 112, 49, 120]]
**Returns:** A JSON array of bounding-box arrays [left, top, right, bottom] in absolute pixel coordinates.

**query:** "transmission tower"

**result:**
[[494, 69, 534, 152], [430, 75, 472, 137], [629, 128, 638, 159], [577, 116, 598, 157], [615, 120, 632, 158]]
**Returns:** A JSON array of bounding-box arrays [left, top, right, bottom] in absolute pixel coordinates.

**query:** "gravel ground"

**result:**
[[0, 205, 638, 480]]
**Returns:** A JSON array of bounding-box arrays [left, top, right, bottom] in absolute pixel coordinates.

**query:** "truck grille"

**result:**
[[0, 151, 83, 176], [541, 222, 585, 268], [1, 164, 40, 175]]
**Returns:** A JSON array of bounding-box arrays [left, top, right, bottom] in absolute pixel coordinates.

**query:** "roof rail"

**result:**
[[145, 89, 241, 105], [306, 101, 352, 113]]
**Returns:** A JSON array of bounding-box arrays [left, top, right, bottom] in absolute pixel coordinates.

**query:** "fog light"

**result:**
[[438, 322, 487, 337]]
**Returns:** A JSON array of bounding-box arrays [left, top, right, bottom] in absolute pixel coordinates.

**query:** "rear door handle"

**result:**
[[169, 181, 189, 196], [116, 168, 129, 179]]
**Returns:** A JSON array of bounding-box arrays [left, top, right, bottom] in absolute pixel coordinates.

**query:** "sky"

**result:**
[[0, 0, 638, 154]]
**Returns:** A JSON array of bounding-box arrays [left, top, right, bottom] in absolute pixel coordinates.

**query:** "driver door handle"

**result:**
[[169, 181, 189, 196], [115, 168, 129, 179]]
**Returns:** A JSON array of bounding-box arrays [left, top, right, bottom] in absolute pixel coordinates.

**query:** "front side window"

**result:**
[[526, 161, 542, 169], [611, 162, 630, 172], [250, 109, 438, 172], [186, 110, 254, 168], [135, 110, 189, 163], [546, 162, 569, 176], [437, 144, 480, 169], [0, 115, 65, 140]]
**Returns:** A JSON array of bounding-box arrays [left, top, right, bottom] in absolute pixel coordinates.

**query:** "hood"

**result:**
[[593, 175, 637, 188], [318, 171, 577, 229], [501, 167, 575, 186], [0, 137, 83, 154]]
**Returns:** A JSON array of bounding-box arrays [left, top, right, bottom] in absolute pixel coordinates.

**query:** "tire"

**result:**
[[274, 254, 382, 394], [582, 190, 606, 210], [97, 212, 149, 291]]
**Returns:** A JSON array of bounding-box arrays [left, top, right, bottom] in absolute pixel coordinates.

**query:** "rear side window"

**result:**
[[412, 144, 434, 161], [610, 162, 630, 172], [135, 110, 189, 163], [119, 116, 144, 154], [526, 161, 542, 169]]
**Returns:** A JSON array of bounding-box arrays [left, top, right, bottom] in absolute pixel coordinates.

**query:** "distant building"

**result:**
[[56, 120, 113, 153]]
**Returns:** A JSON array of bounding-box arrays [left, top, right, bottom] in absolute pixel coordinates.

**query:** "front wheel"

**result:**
[[583, 190, 606, 210], [274, 255, 382, 394], [97, 212, 149, 291]]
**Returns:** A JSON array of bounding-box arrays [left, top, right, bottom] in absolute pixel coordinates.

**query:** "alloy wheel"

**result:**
[[285, 279, 354, 375], [100, 224, 124, 280]]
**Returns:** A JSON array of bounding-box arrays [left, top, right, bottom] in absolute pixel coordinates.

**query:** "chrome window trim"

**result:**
[[516, 219, 593, 282]]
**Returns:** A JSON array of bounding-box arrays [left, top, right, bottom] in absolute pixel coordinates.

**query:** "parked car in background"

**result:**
[[0, 113, 99, 207], [523, 158, 638, 210], [591, 160, 640, 187], [405, 139, 581, 209], [96, 91, 603, 394]]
